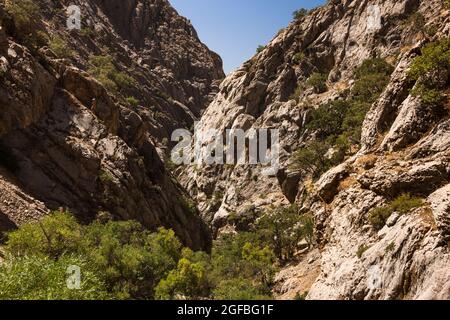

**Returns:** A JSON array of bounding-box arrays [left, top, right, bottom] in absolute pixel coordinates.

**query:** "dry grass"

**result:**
[[338, 176, 357, 191], [418, 206, 437, 230], [356, 154, 378, 169]]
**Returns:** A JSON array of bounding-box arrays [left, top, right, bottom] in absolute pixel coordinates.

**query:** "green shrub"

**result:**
[[294, 291, 308, 300], [407, 12, 426, 32], [125, 96, 139, 107], [209, 232, 276, 297], [368, 207, 392, 230], [5, 0, 40, 35], [354, 58, 394, 79], [212, 278, 271, 300], [293, 8, 309, 21], [5, 0, 47, 50], [256, 45, 266, 54], [80, 27, 95, 38], [4, 213, 183, 299], [289, 140, 334, 178], [408, 38, 450, 106], [356, 245, 369, 259], [0, 255, 109, 300], [155, 249, 210, 300], [88, 55, 136, 92], [368, 194, 423, 230], [99, 169, 114, 183], [256, 205, 314, 261], [385, 242, 395, 253], [445, 0, 450, 9], [307, 100, 349, 138], [290, 83, 304, 102], [293, 52, 305, 64], [306, 72, 328, 93], [49, 36, 73, 59], [180, 196, 197, 216], [390, 193, 423, 214]]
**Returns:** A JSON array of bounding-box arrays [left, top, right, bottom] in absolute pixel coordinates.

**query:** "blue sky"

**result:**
[[169, 0, 325, 74]]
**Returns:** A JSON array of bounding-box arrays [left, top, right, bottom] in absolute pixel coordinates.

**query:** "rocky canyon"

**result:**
[[0, 0, 450, 300]]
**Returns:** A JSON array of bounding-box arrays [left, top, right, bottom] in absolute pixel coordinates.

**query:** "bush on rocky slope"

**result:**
[[5, 0, 47, 50], [49, 36, 73, 59], [292, 8, 309, 21], [87, 55, 136, 93], [256, 205, 314, 261], [368, 194, 424, 230], [290, 58, 394, 179], [306, 72, 328, 94], [408, 37, 450, 106]]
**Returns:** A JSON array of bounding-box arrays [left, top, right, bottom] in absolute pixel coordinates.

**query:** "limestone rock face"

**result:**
[[178, 0, 450, 299], [0, 0, 224, 250]]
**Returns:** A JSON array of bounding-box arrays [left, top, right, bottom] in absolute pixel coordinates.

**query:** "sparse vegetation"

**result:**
[[88, 55, 136, 92], [290, 83, 305, 102], [99, 169, 114, 183], [408, 38, 450, 106], [306, 72, 328, 93], [49, 36, 73, 59], [5, 0, 40, 35], [407, 12, 426, 33], [356, 244, 369, 259], [293, 52, 305, 64], [5, 0, 47, 49], [293, 8, 309, 21], [255, 205, 314, 261], [290, 140, 335, 178], [385, 242, 395, 253], [290, 58, 394, 179], [256, 45, 266, 54], [125, 96, 140, 107], [294, 291, 308, 300], [368, 194, 424, 230]]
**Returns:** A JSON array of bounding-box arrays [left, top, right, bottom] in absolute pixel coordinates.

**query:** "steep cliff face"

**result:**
[[0, 0, 224, 250], [180, 0, 450, 298]]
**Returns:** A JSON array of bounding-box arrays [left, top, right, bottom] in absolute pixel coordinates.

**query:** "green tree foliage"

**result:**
[[155, 249, 210, 300], [306, 72, 328, 93], [125, 96, 140, 107], [4, 213, 183, 299], [408, 38, 450, 106], [0, 255, 109, 300], [368, 194, 423, 230], [290, 58, 394, 179], [49, 36, 73, 59], [5, 0, 47, 49], [256, 45, 266, 53], [256, 205, 314, 261], [293, 8, 309, 21], [88, 55, 136, 92], [212, 278, 271, 300], [1, 213, 281, 300], [5, 0, 40, 35]]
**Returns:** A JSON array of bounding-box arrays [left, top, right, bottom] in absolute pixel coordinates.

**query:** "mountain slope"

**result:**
[[180, 0, 450, 298], [0, 0, 224, 250]]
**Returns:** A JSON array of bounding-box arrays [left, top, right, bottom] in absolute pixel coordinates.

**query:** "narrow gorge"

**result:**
[[0, 0, 450, 300]]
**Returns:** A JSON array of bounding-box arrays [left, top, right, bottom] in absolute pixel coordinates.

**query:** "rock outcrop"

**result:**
[[0, 0, 224, 250], [179, 0, 450, 298]]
